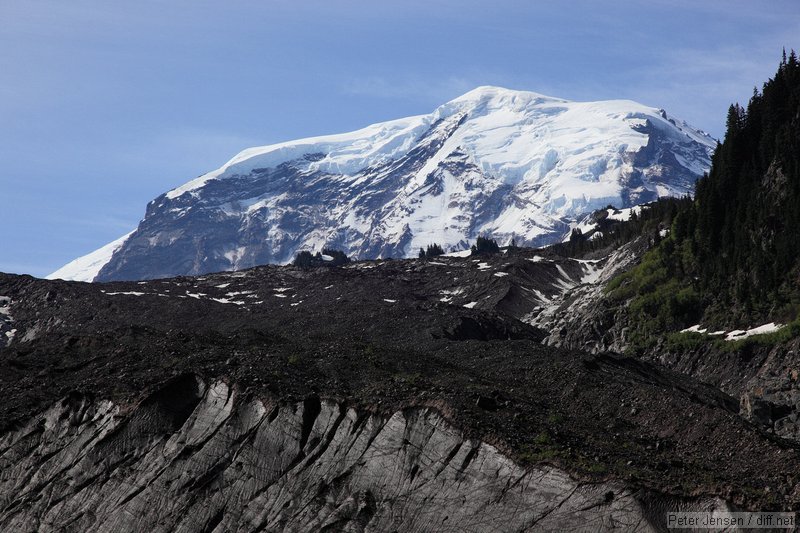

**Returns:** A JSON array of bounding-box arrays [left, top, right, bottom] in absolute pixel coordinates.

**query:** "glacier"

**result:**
[[50, 86, 716, 282]]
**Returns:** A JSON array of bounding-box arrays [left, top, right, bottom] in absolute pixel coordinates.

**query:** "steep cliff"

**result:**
[[0, 377, 730, 532]]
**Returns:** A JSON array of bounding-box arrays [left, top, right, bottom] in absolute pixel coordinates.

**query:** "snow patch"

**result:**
[[606, 206, 643, 222], [186, 292, 207, 299], [211, 298, 246, 305], [103, 291, 146, 296], [578, 262, 603, 285], [226, 291, 254, 297], [681, 324, 707, 334], [726, 323, 783, 341], [442, 249, 472, 258], [681, 322, 784, 341], [47, 230, 135, 282]]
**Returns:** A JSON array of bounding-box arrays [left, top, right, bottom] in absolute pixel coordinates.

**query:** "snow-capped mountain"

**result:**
[[50, 86, 715, 282]]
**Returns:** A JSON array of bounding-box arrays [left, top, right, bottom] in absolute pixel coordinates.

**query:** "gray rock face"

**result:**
[[0, 376, 727, 532], [0, 296, 14, 348], [657, 337, 800, 443], [526, 237, 651, 354]]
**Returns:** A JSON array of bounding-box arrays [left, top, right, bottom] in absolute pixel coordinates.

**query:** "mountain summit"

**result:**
[[50, 86, 715, 281]]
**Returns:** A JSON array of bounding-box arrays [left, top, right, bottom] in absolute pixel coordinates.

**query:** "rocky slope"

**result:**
[[514, 225, 800, 451], [49, 86, 715, 282], [3, 253, 800, 530]]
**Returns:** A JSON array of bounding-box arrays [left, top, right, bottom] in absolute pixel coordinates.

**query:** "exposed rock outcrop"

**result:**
[[0, 376, 729, 532]]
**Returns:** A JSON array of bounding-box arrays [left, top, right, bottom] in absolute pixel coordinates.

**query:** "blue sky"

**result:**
[[1, 0, 798, 277]]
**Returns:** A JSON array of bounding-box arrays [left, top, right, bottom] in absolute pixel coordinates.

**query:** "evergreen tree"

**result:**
[[471, 236, 500, 255], [426, 243, 444, 257], [610, 51, 800, 330], [293, 251, 315, 268], [293, 248, 350, 268], [569, 228, 584, 243], [418, 243, 444, 259]]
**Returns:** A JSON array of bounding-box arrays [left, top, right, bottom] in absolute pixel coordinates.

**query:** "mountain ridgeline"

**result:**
[[48, 86, 715, 282], [608, 52, 800, 344]]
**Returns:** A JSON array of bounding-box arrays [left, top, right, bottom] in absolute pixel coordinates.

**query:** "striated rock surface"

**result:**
[[1, 376, 729, 532]]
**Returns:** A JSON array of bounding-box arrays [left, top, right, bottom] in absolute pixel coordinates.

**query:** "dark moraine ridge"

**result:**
[[1, 254, 798, 530]]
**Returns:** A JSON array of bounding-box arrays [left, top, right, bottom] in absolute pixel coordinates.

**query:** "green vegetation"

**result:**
[[392, 371, 421, 385], [581, 461, 608, 475], [518, 431, 564, 464], [533, 431, 552, 446], [518, 438, 609, 477], [684, 51, 800, 321], [605, 52, 800, 352], [605, 234, 702, 351], [662, 331, 708, 352]]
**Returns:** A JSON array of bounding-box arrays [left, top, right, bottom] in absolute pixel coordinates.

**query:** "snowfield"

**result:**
[[51, 86, 716, 282], [48, 231, 134, 282]]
